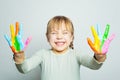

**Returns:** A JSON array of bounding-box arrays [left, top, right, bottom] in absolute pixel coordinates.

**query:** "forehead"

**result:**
[[51, 22, 70, 31], [50, 21, 73, 32]]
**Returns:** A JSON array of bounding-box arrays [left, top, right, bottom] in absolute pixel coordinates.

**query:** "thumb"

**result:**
[[87, 37, 98, 53]]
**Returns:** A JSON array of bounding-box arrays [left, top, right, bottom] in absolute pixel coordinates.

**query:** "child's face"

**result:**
[[47, 23, 73, 54]]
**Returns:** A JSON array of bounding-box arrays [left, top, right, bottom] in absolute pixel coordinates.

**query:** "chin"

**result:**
[[54, 47, 68, 52]]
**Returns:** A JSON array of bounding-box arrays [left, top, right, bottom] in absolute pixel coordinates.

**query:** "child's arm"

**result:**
[[76, 52, 103, 70], [4, 22, 32, 73], [14, 50, 44, 74]]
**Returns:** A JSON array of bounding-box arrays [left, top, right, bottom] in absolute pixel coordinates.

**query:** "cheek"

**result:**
[[48, 35, 56, 42], [70, 37, 73, 42], [64, 36, 73, 42]]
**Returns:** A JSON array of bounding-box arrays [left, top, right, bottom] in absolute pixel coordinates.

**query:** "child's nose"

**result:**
[[57, 33, 63, 39]]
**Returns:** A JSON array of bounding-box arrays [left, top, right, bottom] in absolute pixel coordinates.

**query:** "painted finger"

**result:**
[[87, 38, 98, 53], [10, 46, 16, 53], [102, 34, 115, 54], [4, 34, 12, 46], [10, 24, 15, 45], [91, 26, 99, 39], [91, 26, 100, 46], [15, 22, 19, 36], [23, 36, 32, 51], [14, 36, 21, 51], [96, 24, 102, 40], [16, 35, 24, 50], [18, 23, 23, 38]]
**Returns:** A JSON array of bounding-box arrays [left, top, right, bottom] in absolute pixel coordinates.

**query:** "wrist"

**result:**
[[13, 51, 25, 64], [94, 54, 106, 62]]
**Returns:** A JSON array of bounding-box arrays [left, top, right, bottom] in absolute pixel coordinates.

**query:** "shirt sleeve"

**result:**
[[15, 49, 45, 73], [76, 52, 103, 70]]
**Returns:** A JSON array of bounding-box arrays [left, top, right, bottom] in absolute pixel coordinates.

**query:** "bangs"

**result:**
[[46, 16, 74, 34]]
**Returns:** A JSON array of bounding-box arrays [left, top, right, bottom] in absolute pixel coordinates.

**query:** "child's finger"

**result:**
[[91, 26, 99, 39], [94, 36, 100, 50], [16, 35, 24, 50], [91, 26, 100, 47], [10, 46, 16, 53], [96, 24, 102, 40], [23, 36, 32, 51], [14, 36, 21, 51], [102, 34, 115, 54], [4, 35, 12, 46], [108, 34, 115, 42], [15, 22, 19, 36], [10, 24, 15, 45], [18, 23, 23, 38], [101, 24, 110, 48], [103, 24, 110, 39], [4, 35, 16, 53], [87, 38, 99, 54]]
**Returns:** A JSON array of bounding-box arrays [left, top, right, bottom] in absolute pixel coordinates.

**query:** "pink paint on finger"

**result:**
[[102, 34, 115, 54], [23, 36, 32, 51]]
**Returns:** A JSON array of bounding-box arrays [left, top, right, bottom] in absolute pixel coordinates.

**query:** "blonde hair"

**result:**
[[46, 16, 74, 49]]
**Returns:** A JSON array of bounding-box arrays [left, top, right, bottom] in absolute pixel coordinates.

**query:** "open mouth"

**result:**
[[55, 42, 65, 46]]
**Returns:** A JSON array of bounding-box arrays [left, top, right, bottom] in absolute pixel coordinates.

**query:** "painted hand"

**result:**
[[87, 24, 115, 54], [4, 22, 32, 53]]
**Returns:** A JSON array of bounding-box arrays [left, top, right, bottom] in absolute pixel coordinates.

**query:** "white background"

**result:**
[[0, 0, 119, 80]]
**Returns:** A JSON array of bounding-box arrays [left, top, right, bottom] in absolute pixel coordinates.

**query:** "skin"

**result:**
[[47, 23, 73, 54], [13, 51, 25, 64], [87, 26, 109, 62], [5, 22, 30, 64]]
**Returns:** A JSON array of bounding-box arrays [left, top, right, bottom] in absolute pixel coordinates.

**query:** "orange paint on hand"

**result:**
[[10, 46, 16, 53], [15, 22, 19, 36]]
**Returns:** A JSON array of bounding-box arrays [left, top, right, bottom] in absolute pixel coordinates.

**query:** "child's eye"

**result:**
[[51, 32, 57, 34], [63, 31, 69, 34]]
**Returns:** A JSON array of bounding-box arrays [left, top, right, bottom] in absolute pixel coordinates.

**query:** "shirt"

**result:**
[[16, 49, 103, 80]]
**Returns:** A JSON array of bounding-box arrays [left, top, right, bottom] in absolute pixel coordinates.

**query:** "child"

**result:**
[[13, 16, 106, 80]]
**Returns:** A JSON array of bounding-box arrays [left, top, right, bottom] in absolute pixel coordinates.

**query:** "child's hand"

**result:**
[[4, 22, 32, 63], [13, 51, 25, 64], [87, 24, 115, 55], [4, 22, 32, 53]]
